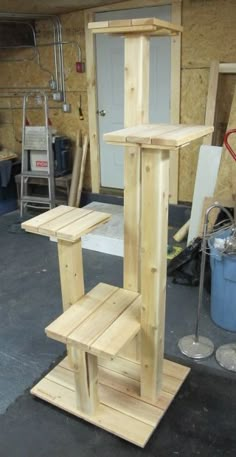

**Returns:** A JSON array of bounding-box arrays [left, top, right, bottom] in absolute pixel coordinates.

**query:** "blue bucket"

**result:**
[[208, 229, 236, 331]]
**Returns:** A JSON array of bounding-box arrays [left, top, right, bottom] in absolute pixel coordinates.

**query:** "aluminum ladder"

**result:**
[[20, 93, 55, 218]]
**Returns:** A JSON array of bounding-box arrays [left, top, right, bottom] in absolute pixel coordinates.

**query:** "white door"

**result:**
[[96, 6, 171, 189]]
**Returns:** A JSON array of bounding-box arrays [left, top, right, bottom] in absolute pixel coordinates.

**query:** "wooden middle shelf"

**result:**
[[46, 283, 141, 359]]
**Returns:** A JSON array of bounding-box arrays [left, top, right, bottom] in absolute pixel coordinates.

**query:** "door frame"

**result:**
[[84, 0, 182, 203]]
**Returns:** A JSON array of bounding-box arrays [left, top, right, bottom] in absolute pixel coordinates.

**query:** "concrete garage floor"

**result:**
[[0, 209, 236, 456]]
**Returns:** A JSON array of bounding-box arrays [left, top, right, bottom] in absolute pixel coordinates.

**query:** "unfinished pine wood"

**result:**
[[31, 355, 190, 447], [75, 134, 89, 207], [56, 210, 111, 242], [46, 284, 141, 359], [88, 17, 183, 35], [68, 288, 139, 352], [104, 124, 214, 148], [140, 148, 170, 401], [46, 283, 118, 343], [39, 208, 92, 237], [70, 348, 98, 415], [170, 0, 182, 203], [21, 205, 73, 234], [203, 61, 220, 145], [84, 10, 100, 194], [123, 36, 149, 295], [68, 130, 82, 206], [57, 239, 85, 312], [92, 296, 141, 358]]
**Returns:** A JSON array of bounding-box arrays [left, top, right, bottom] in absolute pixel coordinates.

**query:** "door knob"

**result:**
[[97, 109, 106, 117]]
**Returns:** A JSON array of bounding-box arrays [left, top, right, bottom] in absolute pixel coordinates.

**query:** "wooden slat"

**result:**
[[132, 17, 183, 32], [98, 354, 189, 383], [92, 296, 141, 358], [90, 25, 157, 35], [75, 135, 89, 207], [140, 149, 170, 401], [126, 124, 181, 144], [39, 208, 92, 237], [31, 377, 153, 447], [68, 288, 139, 351], [84, 10, 100, 193], [99, 383, 163, 427], [68, 130, 82, 207], [104, 124, 214, 148], [151, 124, 214, 147], [170, 0, 182, 204], [21, 205, 73, 234], [203, 60, 219, 145], [88, 17, 183, 34], [46, 283, 118, 342], [56, 211, 111, 242]]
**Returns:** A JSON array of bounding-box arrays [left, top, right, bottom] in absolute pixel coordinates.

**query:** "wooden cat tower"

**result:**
[[22, 18, 213, 447]]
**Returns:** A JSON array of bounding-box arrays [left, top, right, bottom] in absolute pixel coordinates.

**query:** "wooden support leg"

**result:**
[[124, 36, 149, 292], [57, 239, 85, 365], [57, 238, 84, 312], [140, 148, 170, 402], [122, 35, 149, 362], [71, 347, 99, 415]]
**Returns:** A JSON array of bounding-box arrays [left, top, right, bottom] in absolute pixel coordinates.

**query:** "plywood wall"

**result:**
[[0, 0, 236, 200], [180, 0, 236, 201]]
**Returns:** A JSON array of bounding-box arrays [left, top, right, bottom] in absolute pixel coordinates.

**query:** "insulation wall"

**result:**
[[0, 0, 235, 199]]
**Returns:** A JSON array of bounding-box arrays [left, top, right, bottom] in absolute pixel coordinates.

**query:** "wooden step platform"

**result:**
[[46, 283, 141, 359], [31, 355, 190, 447], [104, 123, 214, 149], [88, 17, 183, 36], [22, 205, 111, 242]]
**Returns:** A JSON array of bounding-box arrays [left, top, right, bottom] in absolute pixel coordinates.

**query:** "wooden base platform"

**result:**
[[31, 355, 190, 447]]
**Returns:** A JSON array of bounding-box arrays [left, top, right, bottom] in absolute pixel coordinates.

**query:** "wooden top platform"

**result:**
[[88, 18, 183, 36], [21, 205, 111, 242], [104, 124, 214, 149], [46, 282, 141, 359]]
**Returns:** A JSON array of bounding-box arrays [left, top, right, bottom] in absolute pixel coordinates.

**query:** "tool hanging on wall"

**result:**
[[78, 95, 84, 120]]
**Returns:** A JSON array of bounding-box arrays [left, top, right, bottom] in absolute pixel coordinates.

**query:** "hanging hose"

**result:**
[[224, 129, 236, 161]]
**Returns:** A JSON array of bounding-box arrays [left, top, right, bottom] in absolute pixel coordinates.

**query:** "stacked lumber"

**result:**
[[68, 131, 89, 207]]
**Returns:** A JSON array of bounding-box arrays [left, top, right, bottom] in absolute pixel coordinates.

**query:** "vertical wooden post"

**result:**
[[170, 0, 182, 203], [57, 239, 84, 312], [70, 347, 99, 415], [124, 35, 149, 292], [84, 10, 100, 194], [57, 238, 85, 364], [122, 36, 149, 360], [140, 148, 170, 402]]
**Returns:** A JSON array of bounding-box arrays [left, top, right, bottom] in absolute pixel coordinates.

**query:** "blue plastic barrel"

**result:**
[[208, 229, 236, 331]]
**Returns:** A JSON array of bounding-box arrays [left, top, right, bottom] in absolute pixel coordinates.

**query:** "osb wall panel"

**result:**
[[214, 86, 236, 200], [1, 0, 236, 199], [0, 11, 91, 189], [179, 0, 236, 201]]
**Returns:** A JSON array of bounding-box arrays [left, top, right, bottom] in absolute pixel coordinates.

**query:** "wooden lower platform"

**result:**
[[31, 355, 190, 447]]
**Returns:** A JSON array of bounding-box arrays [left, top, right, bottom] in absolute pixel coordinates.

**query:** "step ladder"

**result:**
[[20, 93, 55, 218]]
